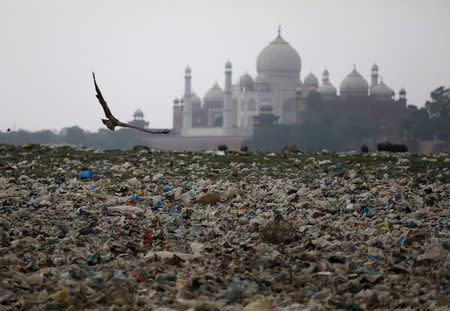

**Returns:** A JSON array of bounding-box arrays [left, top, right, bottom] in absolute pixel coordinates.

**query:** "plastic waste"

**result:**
[[76, 170, 94, 179], [0, 144, 447, 310]]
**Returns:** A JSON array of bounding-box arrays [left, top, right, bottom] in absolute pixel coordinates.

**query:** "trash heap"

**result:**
[[0, 144, 448, 310]]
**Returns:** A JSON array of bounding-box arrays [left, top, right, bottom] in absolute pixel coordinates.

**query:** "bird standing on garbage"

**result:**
[[92, 73, 170, 134]]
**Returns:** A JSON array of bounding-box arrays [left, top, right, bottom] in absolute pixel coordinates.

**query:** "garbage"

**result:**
[[281, 144, 302, 154], [0, 144, 447, 310], [49, 288, 70, 304], [76, 170, 94, 179], [218, 144, 228, 151], [196, 192, 221, 205]]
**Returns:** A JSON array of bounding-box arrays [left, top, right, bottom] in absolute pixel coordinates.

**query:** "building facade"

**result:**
[[172, 29, 407, 138]]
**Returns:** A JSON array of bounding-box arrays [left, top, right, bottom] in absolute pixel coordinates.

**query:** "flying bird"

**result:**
[[92, 72, 170, 134]]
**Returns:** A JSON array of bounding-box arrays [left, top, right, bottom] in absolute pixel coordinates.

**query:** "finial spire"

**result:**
[[278, 25, 281, 37]]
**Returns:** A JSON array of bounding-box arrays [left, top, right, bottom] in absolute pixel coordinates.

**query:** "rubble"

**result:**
[[0, 144, 448, 310]]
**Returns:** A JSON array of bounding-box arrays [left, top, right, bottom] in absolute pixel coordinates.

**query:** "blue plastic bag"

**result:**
[[77, 170, 94, 179]]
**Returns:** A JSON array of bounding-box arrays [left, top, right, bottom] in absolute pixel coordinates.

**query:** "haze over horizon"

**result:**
[[1, 0, 449, 132]]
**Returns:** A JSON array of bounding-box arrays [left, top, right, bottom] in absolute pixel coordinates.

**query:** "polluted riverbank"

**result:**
[[0, 144, 449, 310]]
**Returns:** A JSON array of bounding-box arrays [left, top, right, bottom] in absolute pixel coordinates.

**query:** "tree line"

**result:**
[[0, 126, 148, 150], [400, 86, 449, 141]]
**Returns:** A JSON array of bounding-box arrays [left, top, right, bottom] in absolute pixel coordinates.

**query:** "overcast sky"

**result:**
[[1, 0, 449, 132]]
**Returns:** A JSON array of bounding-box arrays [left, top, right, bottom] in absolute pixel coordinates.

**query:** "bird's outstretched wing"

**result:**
[[92, 72, 169, 134], [116, 120, 170, 134]]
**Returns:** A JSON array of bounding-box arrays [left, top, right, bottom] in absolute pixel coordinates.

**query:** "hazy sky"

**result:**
[[1, 0, 449, 132]]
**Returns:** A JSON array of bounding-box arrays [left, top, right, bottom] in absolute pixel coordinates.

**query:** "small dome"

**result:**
[[304, 72, 319, 88], [256, 34, 301, 78], [191, 92, 201, 106], [399, 87, 406, 95], [133, 109, 144, 118], [240, 74, 254, 91], [240, 73, 253, 85], [204, 82, 224, 102], [371, 79, 394, 97], [225, 60, 232, 69], [340, 67, 369, 96], [371, 63, 379, 71], [185, 66, 191, 74], [322, 69, 329, 77]]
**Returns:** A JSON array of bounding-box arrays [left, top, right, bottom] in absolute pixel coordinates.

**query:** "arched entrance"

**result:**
[[214, 116, 223, 127]]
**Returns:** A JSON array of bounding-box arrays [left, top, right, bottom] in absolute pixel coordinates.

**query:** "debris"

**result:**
[[196, 192, 221, 205], [0, 144, 447, 310], [76, 170, 94, 179]]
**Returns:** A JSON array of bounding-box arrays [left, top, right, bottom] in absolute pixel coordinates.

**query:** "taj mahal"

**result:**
[[169, 28, 407, 139]]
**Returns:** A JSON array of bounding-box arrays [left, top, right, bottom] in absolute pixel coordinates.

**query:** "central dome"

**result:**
[[256, 34, 301, 78]]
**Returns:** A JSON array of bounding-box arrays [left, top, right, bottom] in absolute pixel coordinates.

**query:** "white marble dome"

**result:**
[[256, 34, 301, 78], [340, 67, 369, 96], [203, 82, 223, 102]]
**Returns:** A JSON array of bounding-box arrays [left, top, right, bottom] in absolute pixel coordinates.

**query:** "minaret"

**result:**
[[223, 60, 232, 129], [370, 63, 379, 89], [182, 66, 192, 130], [173, 98, 182, 133], [398, 87, 407, 113], [399, 87, 406, 100], [296, 86, 303, 123], [322, 69, 330, 84]]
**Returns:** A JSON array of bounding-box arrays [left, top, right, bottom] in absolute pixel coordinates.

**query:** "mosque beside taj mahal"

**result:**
[[170, 28, 407, 141]]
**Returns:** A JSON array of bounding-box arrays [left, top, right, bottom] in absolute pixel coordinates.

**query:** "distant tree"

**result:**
[[425, 86, 450, 119], [33, 130, 61, 145], [304, 91, 325, 115], [400, 87, 450, 142], [0, 125, 150, 150], [62, 126, 86, 146], [400, 106, 432, 139]]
